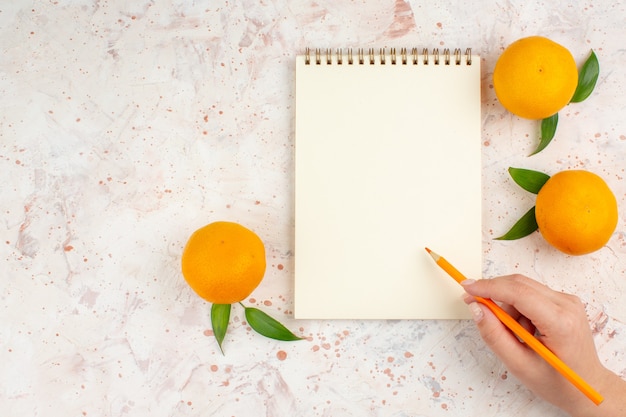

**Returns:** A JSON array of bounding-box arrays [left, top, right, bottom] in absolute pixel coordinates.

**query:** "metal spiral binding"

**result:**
[[304, 47, 472, 66]]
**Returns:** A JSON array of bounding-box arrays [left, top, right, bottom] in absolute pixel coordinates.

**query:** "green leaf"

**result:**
[[508, 167, 550, 194], [570, 50, 599, 103], [243, 305, 302, 341], [495, 206, 538, 240], [531, 113, 559, 155], [211, 303, 231, 354]]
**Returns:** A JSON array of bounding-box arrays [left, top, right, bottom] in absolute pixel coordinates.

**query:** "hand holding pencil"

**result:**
[[426, 249, 626, 416]]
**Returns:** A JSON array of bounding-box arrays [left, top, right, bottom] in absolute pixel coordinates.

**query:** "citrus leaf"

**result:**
[[243, 306, 302, 341], [211, 303, 231, 354], [531, 113, 559, 155], [570, 50, 599, 103], [495, 206, 538, 240], [508, 167, 550, 194]]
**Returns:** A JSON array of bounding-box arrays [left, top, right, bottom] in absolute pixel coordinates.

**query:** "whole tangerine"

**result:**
[[494, 36, 578, 120], [535, 170, 617, 255], [181, 221, 266, 304]]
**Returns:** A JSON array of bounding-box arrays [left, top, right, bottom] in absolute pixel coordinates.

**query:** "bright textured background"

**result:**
[[2, 1, 626, 416]]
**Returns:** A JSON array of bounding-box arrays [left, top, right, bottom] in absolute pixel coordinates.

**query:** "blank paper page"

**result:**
[[294, 49, 481, 319]]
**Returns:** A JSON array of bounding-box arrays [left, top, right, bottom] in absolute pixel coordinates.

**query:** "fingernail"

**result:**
[[461, 279, 476, 286], [468, 302, 483, 323]]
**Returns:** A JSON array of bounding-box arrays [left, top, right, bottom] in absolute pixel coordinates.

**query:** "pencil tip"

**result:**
[[425, 247, 440, 261]]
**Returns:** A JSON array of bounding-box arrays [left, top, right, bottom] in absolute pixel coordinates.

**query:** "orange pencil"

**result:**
[[425, 247, 604, 406]]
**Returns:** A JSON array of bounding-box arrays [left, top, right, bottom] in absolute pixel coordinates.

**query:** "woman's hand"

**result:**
[[462, 274, 626, 417]]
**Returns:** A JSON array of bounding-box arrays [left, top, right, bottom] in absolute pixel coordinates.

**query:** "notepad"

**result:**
[[294, 48, 481, 319]]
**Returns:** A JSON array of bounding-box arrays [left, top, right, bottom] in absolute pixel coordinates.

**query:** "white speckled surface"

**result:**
[[2, 1, 625, 416]]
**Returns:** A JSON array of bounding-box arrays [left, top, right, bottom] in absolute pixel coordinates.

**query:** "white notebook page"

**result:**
[[294, 49, 481, 319]]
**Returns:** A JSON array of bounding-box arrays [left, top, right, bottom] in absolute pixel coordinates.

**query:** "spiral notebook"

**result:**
[[294, 48, 482, 319]]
